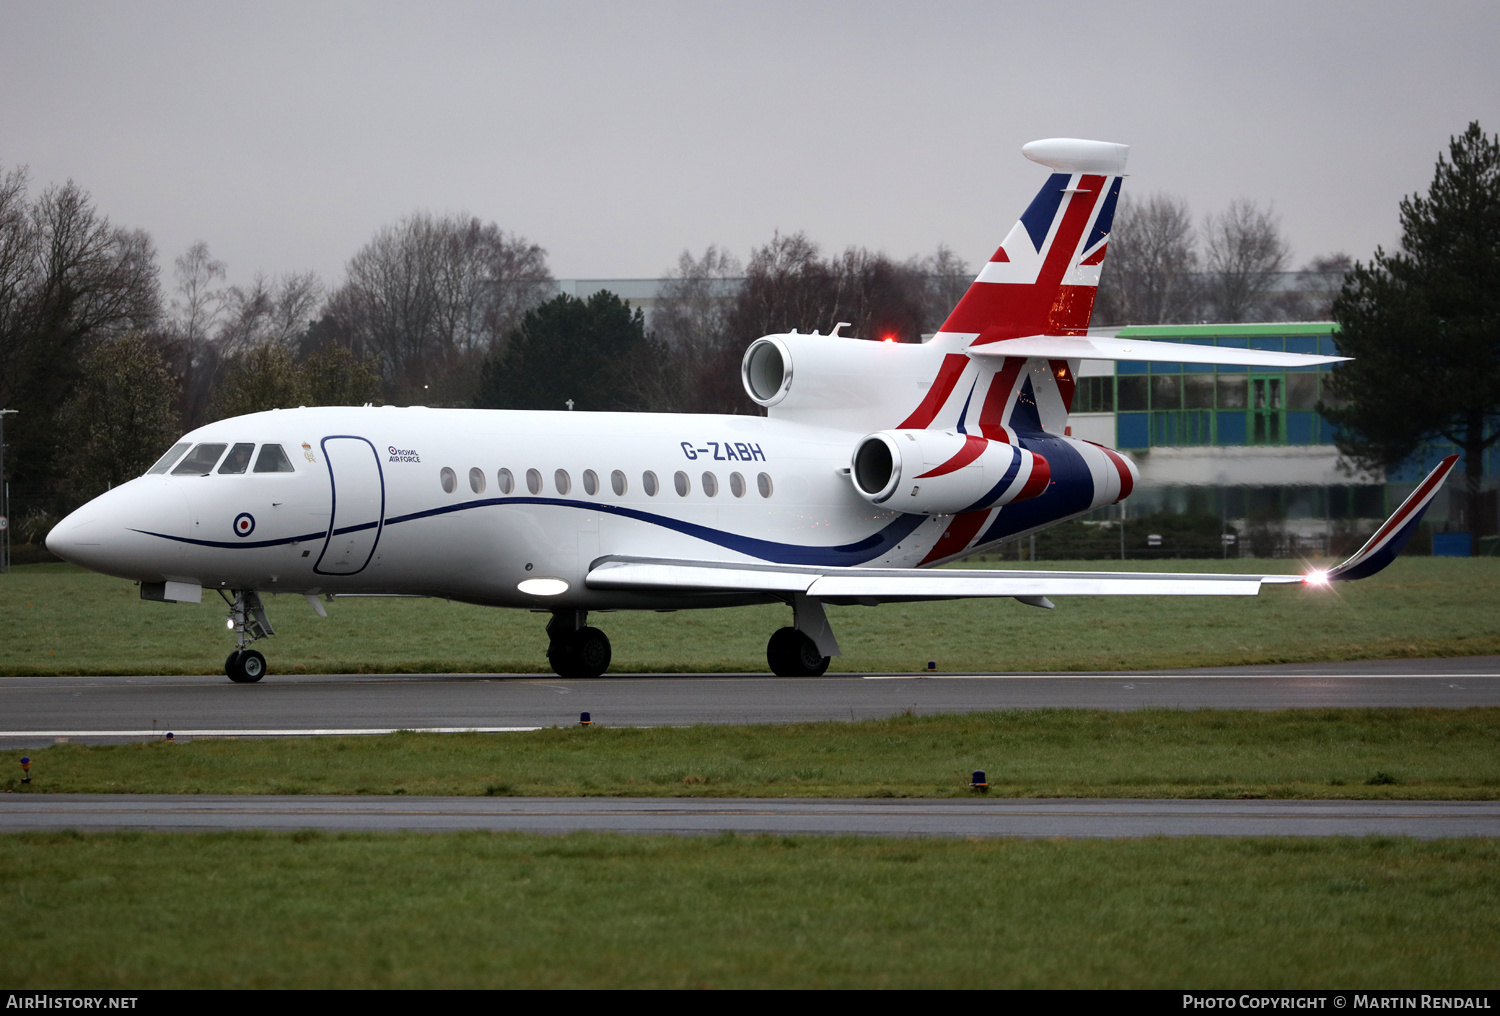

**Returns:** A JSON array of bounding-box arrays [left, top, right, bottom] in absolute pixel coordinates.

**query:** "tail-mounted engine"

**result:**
[[850, 430, 1050, 516]]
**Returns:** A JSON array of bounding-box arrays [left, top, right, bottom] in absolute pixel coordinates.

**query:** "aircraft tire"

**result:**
[[227, 649, 267, 684], [767, 627, 830, 677], [547, 628, 612, 679]]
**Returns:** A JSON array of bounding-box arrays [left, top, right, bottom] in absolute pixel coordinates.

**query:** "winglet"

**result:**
[[1315, 455, 1460, 583]]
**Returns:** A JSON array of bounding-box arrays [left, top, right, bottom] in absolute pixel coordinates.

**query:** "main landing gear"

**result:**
[[766, 627, 829, 677], [547, 610, 612, 679], [219, 589, 274, 683], [765, 593, 840, 677]]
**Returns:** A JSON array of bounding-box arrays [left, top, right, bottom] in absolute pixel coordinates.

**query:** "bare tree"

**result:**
[[645, 245, 743, 412], [1289, 252, 1352, 320], [0, 172, 161, 495], [915, 243, 971, 333], [1095, 192, 1199, 325], [329, 213, 553, 404], [1201, 198, 1290, 322], [218, 271, 324, 352]]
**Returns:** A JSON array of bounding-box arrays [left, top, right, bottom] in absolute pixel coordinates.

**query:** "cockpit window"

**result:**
[[146, 442, 191, 475], [218, 443, 256, 475], [171, 443, 228, 475], [253, 444, 296, 473]]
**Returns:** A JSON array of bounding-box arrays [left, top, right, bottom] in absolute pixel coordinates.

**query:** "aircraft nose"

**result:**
[[45, 510, 100, 561], [45, 479, 191, 579]]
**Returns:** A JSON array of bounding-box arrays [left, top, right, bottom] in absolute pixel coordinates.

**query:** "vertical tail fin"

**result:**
[[935, 139, 1128, 346]]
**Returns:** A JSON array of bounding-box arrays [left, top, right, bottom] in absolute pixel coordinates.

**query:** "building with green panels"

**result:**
[[1066, 322, 1496, 544]]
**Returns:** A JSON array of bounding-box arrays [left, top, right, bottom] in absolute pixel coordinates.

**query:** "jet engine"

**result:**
[[850, 429, 1050, 516]]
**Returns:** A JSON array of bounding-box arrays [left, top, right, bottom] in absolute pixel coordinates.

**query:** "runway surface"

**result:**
[[3, 794, 1496, 838], [1, 656, 1497, 748]]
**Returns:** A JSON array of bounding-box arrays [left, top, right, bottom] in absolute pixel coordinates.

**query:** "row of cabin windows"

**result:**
[[147, 442, 296, 476], [439, 466, 774, 500]]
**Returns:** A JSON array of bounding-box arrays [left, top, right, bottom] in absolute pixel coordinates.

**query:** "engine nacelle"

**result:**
[[850, 430, 1051, 516]]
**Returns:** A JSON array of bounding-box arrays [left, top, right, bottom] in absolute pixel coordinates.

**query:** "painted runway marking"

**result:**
[[860, 673, 1500, 680], [0, 726, 543, 738]]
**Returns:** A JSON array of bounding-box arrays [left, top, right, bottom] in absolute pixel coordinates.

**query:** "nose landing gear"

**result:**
[[546, 610, 612, 679], [218, 589, 274, 683]]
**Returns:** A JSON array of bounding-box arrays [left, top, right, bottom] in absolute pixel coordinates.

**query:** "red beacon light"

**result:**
[[882, 335, 896, 343]]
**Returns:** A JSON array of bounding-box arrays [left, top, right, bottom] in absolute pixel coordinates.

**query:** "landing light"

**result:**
[[518, 577, 569, 597], [1305, 570, 1330, 586]]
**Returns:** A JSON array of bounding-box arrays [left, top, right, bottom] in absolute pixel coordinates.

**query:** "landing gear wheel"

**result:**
[[548, 626, 612, 679], [227, 648, 266, 683], [767, 626, 830, 677]]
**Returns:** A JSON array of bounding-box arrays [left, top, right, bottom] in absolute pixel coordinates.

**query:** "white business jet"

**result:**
[[46, 139, 1456, 682]]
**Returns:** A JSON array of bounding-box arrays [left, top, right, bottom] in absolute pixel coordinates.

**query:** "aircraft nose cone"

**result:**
[[45, 511, 100, 562], [45, 479, 191, 579]]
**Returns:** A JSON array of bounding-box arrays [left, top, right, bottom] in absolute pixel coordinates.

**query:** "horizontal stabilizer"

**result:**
[[966, 334, 1347, 368]]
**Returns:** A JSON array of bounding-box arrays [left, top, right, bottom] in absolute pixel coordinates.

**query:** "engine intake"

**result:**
[[850, 430, 1050, 516]]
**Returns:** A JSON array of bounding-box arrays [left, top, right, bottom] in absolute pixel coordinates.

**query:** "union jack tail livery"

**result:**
[[934, 138, 1128, 348]]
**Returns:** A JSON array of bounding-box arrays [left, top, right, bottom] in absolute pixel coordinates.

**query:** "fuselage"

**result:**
[[46, 401, 1132, 611]]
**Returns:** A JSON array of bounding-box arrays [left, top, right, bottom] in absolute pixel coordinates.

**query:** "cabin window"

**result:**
[[218, 443, 255, 475], [440, 467, 457, 494], [583, 469, 599, 496], [674, 471, 690, 496], [146, 442, 191, 475], [526, 468, 542, 494], [555, 469, 572, 495], [611, 469, 627, 496], [253, 444, 296, 473], [172, 443, 228, 475], [757, 472, 774, 498], [497, 468, 514, 494], [469, 467, 486, 494], [642, 470, 659, 496], [701, 472, 718, 497], [730, 472, 746, 498]]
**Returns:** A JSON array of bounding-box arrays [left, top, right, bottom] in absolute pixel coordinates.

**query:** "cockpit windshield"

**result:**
[[218, 443, 256, 474], [253, 444, 296, 473], [146, 442, 191, 475], [171, 443, 228, 475]]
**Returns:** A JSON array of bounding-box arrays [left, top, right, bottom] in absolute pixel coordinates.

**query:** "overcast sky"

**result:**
[[3, 1, 1497, 290]]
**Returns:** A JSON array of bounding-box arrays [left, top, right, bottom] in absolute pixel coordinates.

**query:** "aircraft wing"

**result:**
[[587, 456, 1458, 604]]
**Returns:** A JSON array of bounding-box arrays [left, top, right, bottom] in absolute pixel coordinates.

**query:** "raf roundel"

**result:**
[[233, 512, 256, 538]]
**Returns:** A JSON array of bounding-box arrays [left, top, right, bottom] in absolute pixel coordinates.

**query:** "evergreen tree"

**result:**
[[1325, 122, 1500, 546], [474, 292, 660, 412]]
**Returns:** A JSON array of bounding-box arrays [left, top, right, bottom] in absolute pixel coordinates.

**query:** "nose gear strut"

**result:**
[[217, 589, 274, 683]]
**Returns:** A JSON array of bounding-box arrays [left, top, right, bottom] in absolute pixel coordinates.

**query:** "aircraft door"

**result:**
[[314, 436, 385, 575]]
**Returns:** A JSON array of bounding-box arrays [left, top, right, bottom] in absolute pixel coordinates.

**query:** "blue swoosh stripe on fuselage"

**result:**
[[133, 497, 928, 567]]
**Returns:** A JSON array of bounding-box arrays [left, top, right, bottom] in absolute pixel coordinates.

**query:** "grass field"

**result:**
[[1, 831, 1496, 988], [2, 558, 1498, 676], [7, 709, 1499, 799]]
